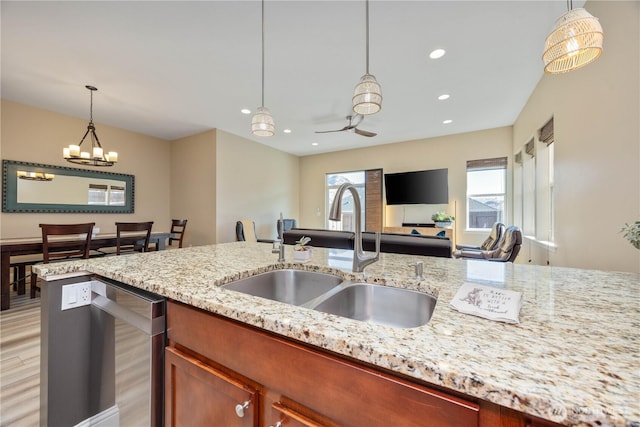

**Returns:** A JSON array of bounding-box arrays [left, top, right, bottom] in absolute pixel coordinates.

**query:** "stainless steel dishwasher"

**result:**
[[40, 275, 165, 427]]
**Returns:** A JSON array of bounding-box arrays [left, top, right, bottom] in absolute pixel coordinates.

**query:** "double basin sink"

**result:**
[[222, 269, 437, 328]]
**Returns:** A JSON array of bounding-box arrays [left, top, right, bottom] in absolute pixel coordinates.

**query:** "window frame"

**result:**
[[465, 157, 507, 231]]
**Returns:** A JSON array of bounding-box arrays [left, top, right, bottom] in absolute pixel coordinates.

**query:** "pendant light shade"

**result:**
[[543, 7, 603, 74], [251, 0, 275, 137], [353, 74, 382, 115], [352, 0, 382, 115], [251, 106, 275, 137]]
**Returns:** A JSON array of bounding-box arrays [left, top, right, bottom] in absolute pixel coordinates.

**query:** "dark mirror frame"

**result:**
[[2, 159, 135, 213]]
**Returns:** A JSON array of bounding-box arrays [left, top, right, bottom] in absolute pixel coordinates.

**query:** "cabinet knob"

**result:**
[[235, 400, 251, 418], [269, 422, 283, 427]]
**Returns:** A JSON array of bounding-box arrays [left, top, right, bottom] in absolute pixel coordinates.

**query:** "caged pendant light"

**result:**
[[251, 0, 275, 137], [352, 0, 382, 115], [64, 85, 118, 166], [543, 1, 603, 74]]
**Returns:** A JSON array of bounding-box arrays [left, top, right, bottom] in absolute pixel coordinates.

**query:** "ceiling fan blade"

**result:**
[[315, 126, 349, 134], [354, 128, 377, 137]]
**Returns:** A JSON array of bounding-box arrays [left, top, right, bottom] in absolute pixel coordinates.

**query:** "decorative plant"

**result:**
[[431, 211, 455, 222], [620, 221, 640, 250], [294, 236, 311, 251]]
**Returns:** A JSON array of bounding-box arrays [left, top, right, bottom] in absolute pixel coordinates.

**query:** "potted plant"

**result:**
[[293, 236, 312, 261], [432, 211, 455, 228], [620, 221, 640, 250]]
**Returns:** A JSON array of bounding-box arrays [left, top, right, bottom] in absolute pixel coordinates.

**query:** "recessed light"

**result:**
[[429, 49, 446, 59], [311, 142, 319, 146], [283, 129, 292, 134], [443, 119, 453, 124], [240, 108, 251, 114], [438, 94, 450, 100]]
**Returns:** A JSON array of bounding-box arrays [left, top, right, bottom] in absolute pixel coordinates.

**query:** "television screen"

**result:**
[[384, 169, 448, 205]]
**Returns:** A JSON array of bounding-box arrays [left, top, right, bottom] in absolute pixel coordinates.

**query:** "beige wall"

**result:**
[[0, 100, 171, 239], [299, 127, 513, 247], [513, 1, 639, 273], [215, 129, 299, 243], [170, 130, 217, 247]]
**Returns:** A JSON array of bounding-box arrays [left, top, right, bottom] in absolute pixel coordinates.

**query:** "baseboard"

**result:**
[[74, 405, 120, 427]]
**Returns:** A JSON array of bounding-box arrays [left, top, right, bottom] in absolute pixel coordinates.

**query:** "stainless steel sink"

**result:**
[[310, 283, 437, 328], [222, 269, 343, 305]]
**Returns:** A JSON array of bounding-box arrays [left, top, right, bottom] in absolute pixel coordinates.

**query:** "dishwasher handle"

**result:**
[[91, 281, 165, 336]]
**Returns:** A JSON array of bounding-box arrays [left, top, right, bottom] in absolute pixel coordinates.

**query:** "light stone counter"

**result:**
[[34, 242, 639, 427]]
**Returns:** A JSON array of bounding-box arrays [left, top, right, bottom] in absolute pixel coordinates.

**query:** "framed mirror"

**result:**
[[2, 159, 134, 213]]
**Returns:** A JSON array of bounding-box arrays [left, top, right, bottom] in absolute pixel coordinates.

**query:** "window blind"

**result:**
[[466, 157, 507, 171], [515, 151, 523, 165], [525, 139, 535, 157], [539, 117, 554, 145]]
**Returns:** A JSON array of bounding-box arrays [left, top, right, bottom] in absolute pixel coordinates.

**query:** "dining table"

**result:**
[[0, 232, 171, 311]]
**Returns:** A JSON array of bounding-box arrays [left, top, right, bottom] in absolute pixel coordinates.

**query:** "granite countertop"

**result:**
[[34, 242, 639, 427]]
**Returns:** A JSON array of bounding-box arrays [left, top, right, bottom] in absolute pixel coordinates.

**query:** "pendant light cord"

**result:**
[[261, 0, 265, 108], [89, 89, 94, 124], [365, 0, 370, 75]]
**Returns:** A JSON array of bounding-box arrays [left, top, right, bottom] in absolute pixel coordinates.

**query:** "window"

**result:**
[[88, 184, 126, 206], [515, 117, 555, 245], [88, 184, 108, 205], [522, 140, 536, 236], [466, 158, 507, 230], [325, 169, 382, 232], [536, 118, 555, 243]]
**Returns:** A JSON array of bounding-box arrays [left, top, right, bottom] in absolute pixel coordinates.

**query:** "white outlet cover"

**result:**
[[61, 282, 92, 311]]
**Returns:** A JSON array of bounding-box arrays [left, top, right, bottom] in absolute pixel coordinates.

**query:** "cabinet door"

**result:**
[[165, 347, 258, 427]]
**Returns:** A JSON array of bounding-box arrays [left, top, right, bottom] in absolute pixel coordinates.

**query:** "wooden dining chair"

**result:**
[[168, 219, 188, 248], [116, 221, 154, 255], [31, 222, 95, 298]]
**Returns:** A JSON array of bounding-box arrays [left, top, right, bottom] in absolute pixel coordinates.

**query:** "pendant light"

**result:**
[[352, 0, 382, 115], [543, 0, 603, 74], [251, 0, 275, 137], [64, 85, 118, 166]]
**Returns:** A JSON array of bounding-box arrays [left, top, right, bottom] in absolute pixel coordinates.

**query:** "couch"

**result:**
[[282, 228, 451, 258]]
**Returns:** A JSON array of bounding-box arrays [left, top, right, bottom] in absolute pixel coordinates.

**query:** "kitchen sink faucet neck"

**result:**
[[329, 183, 380, 272]]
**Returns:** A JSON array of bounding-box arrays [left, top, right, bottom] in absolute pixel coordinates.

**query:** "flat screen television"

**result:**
[[384, 168, 448, 205]]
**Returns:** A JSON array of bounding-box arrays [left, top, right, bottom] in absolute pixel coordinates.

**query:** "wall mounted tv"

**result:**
[[384, 168, 449, 205]]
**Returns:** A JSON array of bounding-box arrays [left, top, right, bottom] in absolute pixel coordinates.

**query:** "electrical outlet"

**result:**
[[78, 282, 91, 304], [61, 282, 93, 311]]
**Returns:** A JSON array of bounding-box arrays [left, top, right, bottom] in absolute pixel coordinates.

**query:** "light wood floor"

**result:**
[[0, 290, 41, 427], [1, 284, 156, 427]]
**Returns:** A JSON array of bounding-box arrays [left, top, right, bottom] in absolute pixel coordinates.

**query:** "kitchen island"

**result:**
[[34, 242, 639, 427]]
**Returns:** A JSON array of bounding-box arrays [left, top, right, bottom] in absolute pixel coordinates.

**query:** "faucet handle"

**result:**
[[414, 261, 424, 280]]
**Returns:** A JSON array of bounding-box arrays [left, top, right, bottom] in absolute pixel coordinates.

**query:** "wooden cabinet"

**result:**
[[165, 346, 258, 427], [166, 300, 478, 427], [165, 300, 563, 427]]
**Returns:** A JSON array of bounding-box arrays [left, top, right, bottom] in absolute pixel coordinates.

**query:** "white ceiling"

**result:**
[[1, 1, 580, 157]]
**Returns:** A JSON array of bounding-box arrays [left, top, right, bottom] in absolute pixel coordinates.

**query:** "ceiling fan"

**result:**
[[315, 114, 377, 137]]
